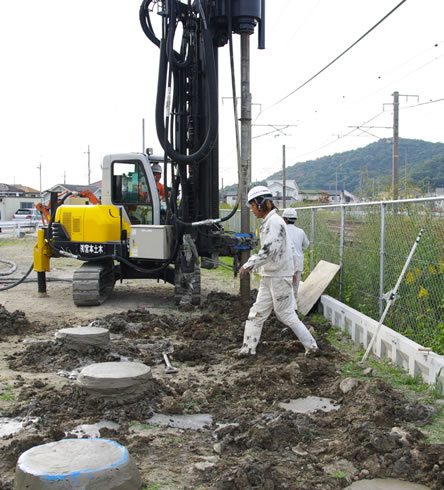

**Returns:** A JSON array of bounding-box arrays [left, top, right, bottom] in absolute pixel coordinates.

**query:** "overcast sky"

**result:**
[[0, 0, 443, 191]]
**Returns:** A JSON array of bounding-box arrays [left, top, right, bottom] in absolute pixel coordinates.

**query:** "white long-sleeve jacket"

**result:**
[[243, 209, 295, 277], [287, 224, 309, 272]]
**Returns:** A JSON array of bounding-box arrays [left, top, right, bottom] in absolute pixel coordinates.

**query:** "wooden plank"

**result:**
[[298, 260, 340, 316]]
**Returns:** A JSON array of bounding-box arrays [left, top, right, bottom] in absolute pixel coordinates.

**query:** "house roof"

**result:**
[[0, 183, 40, 195], [266, 179, 298, 191], [45, 183, 101, 193]]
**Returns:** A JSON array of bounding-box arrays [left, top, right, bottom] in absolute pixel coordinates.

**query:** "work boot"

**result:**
[[304, 346, 320, 358], [236, 345, 256, 357]]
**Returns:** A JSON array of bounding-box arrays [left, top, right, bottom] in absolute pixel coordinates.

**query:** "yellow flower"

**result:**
[[405, 271, 415, 284], [418, 286, 429, 299], [428, 265, 437, 275]]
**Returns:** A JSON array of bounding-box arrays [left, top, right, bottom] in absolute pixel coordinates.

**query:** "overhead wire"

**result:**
[[255, 0, 408, 118]]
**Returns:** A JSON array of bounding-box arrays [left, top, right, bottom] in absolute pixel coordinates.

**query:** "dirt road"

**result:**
[[0, 236, 442, 489]]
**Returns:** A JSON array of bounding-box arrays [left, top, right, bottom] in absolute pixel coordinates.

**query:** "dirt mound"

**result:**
[[0, 304, 29, 337], [0, 297, 442, 489]]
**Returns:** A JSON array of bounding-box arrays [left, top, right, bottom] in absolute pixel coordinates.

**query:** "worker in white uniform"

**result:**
[[282, 208, 309, 310], [238, 186, 319, 357]]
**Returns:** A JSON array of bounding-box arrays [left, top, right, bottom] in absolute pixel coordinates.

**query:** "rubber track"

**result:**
[[72, 261, 115, 306]]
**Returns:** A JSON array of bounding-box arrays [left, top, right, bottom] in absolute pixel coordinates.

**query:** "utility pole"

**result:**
[[84, 145, 91, 185], [392, 91, 399, 200], [37, 162, 42, 196], [142, 118, 145, 152], [383, 92, 418, 201], [240, 32, 252, 303], [282, 144, 286, 209]]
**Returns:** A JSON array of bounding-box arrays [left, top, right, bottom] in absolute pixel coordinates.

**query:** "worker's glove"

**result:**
[[239, 266, 251, 279]]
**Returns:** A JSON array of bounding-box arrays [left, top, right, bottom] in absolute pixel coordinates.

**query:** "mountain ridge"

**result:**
[[224, 138, 444, 195]]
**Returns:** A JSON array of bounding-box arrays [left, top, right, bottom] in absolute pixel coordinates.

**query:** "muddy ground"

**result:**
[[0, 236, 443, 489]]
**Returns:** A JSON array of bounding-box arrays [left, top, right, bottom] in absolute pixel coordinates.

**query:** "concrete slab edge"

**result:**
[[320, 295, 444, 394]]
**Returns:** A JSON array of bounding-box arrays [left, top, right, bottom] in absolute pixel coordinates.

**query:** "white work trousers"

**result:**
[[293, 271, 302, 310], [242, 276, 317, 353]]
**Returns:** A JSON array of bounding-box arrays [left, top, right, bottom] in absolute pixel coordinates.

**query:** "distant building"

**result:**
[[0, 183, 41, 221], [298, 189, 358, 204], [266, 180, 299, 203], [43, 182, 101, 204], [224, 190, 238, 206]]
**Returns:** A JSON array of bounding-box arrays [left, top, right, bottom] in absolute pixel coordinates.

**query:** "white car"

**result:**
[[13, 208, 40, 223]]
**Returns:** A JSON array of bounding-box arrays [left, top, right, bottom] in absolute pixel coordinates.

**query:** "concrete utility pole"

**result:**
[[282, 144, 286, 209], [240, 32, 252, 302], [142, 118, 146, 153], [84, 145, 91, 185], [37, 162, 42, 196], [392, 91, 399, 200]]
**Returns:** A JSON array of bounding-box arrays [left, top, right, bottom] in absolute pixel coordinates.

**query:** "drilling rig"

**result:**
[[33, 0, 265, 306]]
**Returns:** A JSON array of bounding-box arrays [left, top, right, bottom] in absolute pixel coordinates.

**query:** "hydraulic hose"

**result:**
[[0, 263, 34, 291], [155, 18, 218, 163], [0, 259, 17, 276], [139, 0, 160, 48]]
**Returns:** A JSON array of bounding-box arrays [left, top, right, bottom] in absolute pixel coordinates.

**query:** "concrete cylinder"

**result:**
[[15, 438, 142, 489], [77, 361, 152, 398], [56, 326, 110, 351]]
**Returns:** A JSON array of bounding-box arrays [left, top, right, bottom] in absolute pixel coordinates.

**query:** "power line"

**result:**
[[401, 97, 444, 110], [289, 110, 386, 160], [260, 0, 408, 114]]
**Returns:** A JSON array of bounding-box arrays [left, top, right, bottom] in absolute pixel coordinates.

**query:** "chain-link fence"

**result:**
[[220, 197, 444, 354]]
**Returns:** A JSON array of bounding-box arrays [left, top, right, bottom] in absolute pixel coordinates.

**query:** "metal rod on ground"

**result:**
[[360, 228, 424, 364], [162, 352, 178, 374]]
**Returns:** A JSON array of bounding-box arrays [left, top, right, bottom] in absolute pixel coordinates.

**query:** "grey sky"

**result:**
[[0, 0, 443, 191]]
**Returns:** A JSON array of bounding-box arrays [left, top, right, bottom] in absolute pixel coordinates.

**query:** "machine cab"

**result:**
[[101, 153, 161, 226]]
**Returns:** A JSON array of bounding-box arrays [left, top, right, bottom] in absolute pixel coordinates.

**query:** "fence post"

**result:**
[[310, 208, 315, 272], [339, 205, 345, 300], [379, 203, 386, 316]]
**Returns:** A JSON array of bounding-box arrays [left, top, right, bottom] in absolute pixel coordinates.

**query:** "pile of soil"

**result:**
[[0, 305, 29, 338], [0, 292, 442, 489]]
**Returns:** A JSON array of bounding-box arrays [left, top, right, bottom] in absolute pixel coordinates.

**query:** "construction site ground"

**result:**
[[0, 236, 443, 489]]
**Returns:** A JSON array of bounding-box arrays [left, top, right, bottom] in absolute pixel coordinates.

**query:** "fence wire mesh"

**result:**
[[220, 197, 444, 354]]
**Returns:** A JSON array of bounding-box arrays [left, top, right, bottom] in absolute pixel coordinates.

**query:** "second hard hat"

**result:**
[[282, 208, 298, 219], [151, 163, 162, 174]]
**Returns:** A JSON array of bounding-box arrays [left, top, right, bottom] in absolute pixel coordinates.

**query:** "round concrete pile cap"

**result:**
[[56, 326, 110, 349], [78, 361, 152, 397], [15, 438, 142, 489]]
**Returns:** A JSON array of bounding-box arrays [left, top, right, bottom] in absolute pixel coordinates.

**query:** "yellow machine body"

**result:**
[[54, 204, 130, 242]]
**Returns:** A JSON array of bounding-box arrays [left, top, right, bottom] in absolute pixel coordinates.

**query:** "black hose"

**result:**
[[155, 22, 218, 163], [139, 0, 160, 47], [0, 263, 34, 291]]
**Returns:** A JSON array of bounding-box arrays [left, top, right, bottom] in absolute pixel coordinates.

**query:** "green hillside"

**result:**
[[267, 138, 444, 195]]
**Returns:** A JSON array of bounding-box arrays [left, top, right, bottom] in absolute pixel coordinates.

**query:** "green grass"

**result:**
[[0, 238, 24, 247], [423, 404, 444, 444], [206, 256, 235, 280], [0, 385, 15, 401]]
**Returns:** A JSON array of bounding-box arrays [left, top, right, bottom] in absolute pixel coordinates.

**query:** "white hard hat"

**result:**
[[282, 208, 297, 219], [247, 185, 272, 204], [151, 163, 162, 174]]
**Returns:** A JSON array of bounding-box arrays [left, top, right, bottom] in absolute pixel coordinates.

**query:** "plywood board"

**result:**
[[298, 260, 340, 316]]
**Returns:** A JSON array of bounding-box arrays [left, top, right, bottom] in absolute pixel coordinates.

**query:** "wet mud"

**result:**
[[0, 292, 442, 489]]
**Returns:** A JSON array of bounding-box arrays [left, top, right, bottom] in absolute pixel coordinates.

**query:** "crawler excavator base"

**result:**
[[72, 261, 115, 306]]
